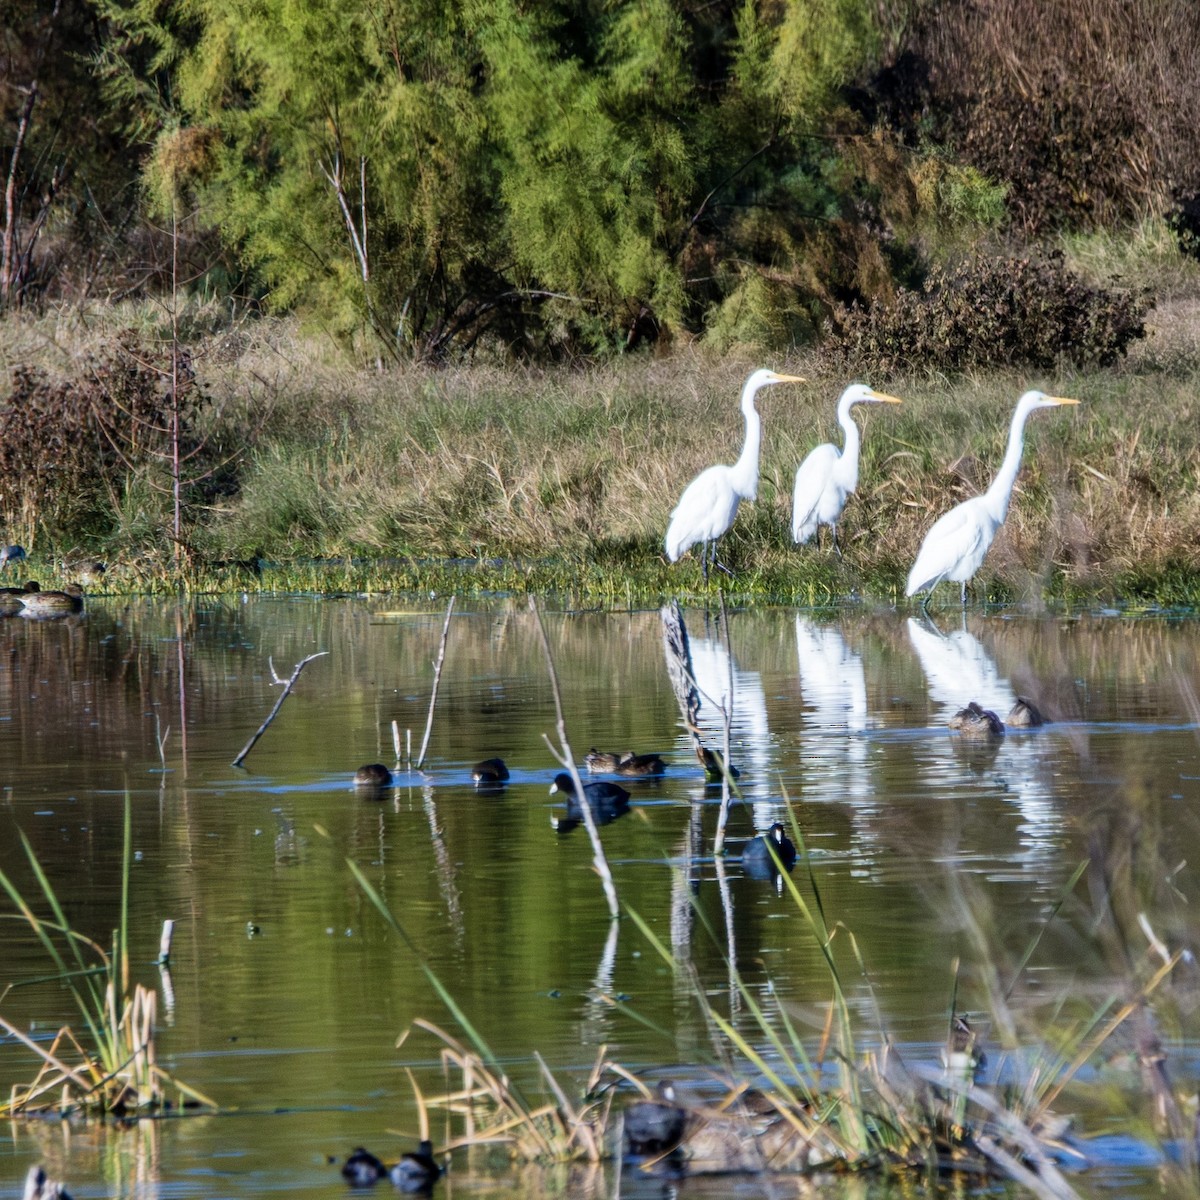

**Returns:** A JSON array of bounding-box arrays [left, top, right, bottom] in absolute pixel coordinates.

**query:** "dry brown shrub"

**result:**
[[879, 0, 1200, 231]]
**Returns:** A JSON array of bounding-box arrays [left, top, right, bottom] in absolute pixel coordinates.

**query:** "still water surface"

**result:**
[[3, 597, 1200, 1198]]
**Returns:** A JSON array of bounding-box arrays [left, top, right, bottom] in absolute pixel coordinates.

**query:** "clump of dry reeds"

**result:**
[[0, 797, 214, 1117]]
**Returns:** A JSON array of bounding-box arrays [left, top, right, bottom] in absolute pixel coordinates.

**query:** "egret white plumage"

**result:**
[[664, 368, 806, 579], [792, 383, 902, 553], [906, 390, 1080, 609]]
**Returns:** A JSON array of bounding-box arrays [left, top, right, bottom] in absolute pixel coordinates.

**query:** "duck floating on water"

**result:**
[[390, 1140, 442, 1193], [695, 744, 741, 782], [1006, 697, 1046, 727], [354, 763, 393, 790], [471, 757, 509, 787], [623, 1080, 687, 1159], [341, 1146, 387, 1187], [17, 583, 84, 617], [947, 701, 1005, 738], [549, 773, 630, 832], [740, 823, 797, 877], [585, 749, 666, 777]]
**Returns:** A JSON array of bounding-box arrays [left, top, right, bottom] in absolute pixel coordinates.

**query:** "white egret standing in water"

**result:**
[[906, 390, 1080, 608], [665, 368, 806, 579], [791, 383, 902, 554]]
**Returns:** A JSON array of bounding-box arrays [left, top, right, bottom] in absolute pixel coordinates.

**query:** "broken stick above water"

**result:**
[[416, 596, 456, 770], [232, 652, 329, 768]]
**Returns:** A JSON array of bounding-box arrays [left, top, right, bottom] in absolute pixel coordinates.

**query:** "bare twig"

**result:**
[[416, 596, 456, 769], [232, 652, 328, 767], [528, 598, 619, 921]]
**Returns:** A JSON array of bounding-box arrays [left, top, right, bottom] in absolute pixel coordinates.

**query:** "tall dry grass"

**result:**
[[3, 279, 1200, 603]]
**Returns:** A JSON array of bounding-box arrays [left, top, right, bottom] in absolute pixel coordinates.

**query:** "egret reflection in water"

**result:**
[[906, 616, 1017, 720], [688, 627, 777, 830], [793, 616, 873, 813], [906, 616, 1065, 871]]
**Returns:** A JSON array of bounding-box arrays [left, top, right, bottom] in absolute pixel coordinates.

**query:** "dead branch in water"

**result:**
[[529, 597, 619, 921], [661, 599, 700, 729], [416, 596, 456, 769], [232, 652, 328, 767]]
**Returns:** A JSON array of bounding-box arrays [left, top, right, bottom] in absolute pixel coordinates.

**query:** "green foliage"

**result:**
[[822, 252, 1151, 376], [137, 0, 889, 357]]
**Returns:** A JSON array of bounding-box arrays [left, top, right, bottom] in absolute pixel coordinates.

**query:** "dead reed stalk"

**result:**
[[416, 596, 456, 769], [528, 597, 619, 921]]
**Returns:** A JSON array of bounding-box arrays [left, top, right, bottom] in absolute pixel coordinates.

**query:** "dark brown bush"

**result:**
[[820, 252, 1150, 377], [875, 0, 1200, 232], [0, 333, 205, 539]]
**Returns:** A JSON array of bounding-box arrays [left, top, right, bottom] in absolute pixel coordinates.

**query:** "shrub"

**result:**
[[820, 252, 1150, 377], [0, 333, 208, 542], [876, 0, 1200, 233]]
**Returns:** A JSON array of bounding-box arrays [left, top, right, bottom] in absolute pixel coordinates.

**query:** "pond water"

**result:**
[[3, 596, 1200, 1199]]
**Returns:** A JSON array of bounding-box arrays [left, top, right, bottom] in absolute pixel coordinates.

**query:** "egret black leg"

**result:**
[[832, 525, 842, 558]]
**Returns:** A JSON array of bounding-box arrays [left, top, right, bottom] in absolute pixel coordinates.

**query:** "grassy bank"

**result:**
[[3, 234, 1200, 609]]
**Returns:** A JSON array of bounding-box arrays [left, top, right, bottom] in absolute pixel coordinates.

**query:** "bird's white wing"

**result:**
[[905, 499, 990, 595], [791, 444, 838, 543], [665, 466, 738, 561]]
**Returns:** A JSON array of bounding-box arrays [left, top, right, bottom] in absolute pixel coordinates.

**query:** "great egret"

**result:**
[[665, 368, 806, 579], [906, 390, 1080, 608], [792, 383, 902, 553]]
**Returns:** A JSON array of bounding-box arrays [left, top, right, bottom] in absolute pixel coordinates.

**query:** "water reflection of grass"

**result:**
[[0, 796, 214, 1117]]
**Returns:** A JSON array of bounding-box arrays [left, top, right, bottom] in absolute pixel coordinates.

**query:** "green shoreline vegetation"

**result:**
[[3, 226, 1200, 610]]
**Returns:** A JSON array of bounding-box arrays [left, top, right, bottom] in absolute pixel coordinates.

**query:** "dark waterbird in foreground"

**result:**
[[549, 772, 630, 832], [947, 701, 1005, 738], [341, 1147, 388, 1186], [471, 757, 510, 787], [354, 763, 394, 790], [740, 823, 797, 878], [623, 1080, 687, 1159], [1006, 697, 1046, 727], [390, 1140, 442, 1193], [340, 1142, 442, 1193], [695, 744, 741, 782], [585, 749, 667, 776]]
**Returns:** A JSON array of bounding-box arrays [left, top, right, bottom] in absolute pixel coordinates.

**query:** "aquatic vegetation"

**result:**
[[0, 798, 214, 1117]]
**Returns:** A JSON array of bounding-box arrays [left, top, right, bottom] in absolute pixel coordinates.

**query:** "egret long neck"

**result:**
[[837, 398, 861, 486], [730, 384, 763, 500], [984, 401, 1034, 523]]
